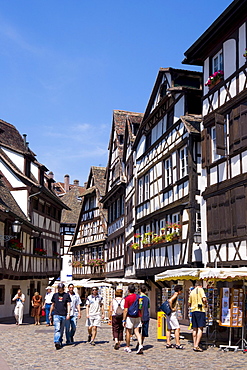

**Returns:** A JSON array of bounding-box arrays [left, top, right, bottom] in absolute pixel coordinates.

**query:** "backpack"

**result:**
[[115, 299, 123, 317], [128, 294, 140, 317]]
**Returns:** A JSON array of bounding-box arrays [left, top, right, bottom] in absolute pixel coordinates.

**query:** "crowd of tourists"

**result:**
[[12, 281, 208, 354]]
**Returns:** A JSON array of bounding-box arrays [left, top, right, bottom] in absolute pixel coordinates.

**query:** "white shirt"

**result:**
[[69, 292, 82, 316], [112, 298, 125, 316], [14, 294, 25, 306], [44, 291, 53, 304], [86, 294, 103, 316]]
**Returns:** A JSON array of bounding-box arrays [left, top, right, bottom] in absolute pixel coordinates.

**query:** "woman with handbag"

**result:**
[[31, 292, 42, 325], [165, 285, 183, 349]]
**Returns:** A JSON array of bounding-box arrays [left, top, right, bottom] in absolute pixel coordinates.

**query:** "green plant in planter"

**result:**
[[166, 232, 180, 242], [131, 242, 140, 250], [151, 235, 163, 244]]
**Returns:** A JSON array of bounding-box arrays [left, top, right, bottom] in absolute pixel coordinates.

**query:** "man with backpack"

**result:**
[[122, 284, 143, 354], [109, 289, 125, 349]]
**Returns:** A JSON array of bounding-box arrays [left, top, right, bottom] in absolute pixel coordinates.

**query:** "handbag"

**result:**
[[41, 308, 46, 317], [160, 300, 172, 316]]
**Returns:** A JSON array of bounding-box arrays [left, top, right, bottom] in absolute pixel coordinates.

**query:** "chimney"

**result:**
[[64, 174, 70, 192], [73, 179, 79, 186], [48, 171, 54, 180]]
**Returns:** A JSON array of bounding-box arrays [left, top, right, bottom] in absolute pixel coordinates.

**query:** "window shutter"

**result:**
[[240, 105, 247, 147], [229, 107, 241, 153], [215, 113, 225, 156]]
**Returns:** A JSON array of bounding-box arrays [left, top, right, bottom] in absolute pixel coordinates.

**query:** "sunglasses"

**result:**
[[92, 289, 98, 291]]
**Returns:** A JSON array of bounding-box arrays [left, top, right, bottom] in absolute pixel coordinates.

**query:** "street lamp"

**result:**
[[0, 219, 22, 242]]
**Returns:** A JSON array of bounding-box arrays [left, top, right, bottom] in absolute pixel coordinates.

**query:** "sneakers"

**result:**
[[136, 345, 143, 354], [90, 341, 96, 346], [114, 342, 120, 350], [71, 337, 74, 343], [124, 347, 132, 353], [55, 343, 61, 350], [88, 334, 92, 342]]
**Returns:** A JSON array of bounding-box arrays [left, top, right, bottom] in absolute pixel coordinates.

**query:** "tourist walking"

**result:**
[[43, 286, 53, 326], [122, 284, 143, 354], [139, 285, 150, 346], [188, 280, 207, 352], [109, 289, 125, 350], [85, 286, 104, 346], [165, 285, 184, 349], [49, 283, 71, 350], [31, 291, 42, 325], [12, 289, 25, 325], [65, 283, 81, 344]]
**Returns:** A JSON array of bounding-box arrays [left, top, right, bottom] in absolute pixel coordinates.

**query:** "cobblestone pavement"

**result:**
[[0, 310, 247, 370]]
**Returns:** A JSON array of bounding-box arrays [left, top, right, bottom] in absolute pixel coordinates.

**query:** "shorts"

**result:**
[[86, 315, 101, 327], [126, 316, 142, 330], [141, 320, 149, 337], [191, 311, 206, 328], [166, 311, 180, 330]]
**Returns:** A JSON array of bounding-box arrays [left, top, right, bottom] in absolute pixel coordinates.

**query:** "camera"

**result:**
[[198, 304, 202, 309]]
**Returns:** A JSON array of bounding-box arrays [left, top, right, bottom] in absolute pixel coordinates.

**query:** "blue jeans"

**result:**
[[45, 303, 52, 325], [53, 315, 66, 344], [65, 315, 77, 343]]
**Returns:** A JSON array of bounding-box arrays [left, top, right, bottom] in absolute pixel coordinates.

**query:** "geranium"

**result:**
[[130, 242, 140, 250], [205, 70, 224, 86], [72, 260, 84, 268], [35, 248, 47, 256], [53, 251, 60, 257], [87, 258, 105, 267], [243, 49, 247, 58], [134, 233, 141, 239], [9, 239, 24, 251]]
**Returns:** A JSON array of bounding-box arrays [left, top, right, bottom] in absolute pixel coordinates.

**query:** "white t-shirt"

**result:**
[[86, 294, 103, 316], [14, 294, 25, 306]]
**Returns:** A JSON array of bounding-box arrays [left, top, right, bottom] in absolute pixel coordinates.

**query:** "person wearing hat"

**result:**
[[43, 287, 53, 326], [49, 283, 71, 350]]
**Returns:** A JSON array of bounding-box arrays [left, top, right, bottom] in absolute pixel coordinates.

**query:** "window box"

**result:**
[[205, 70, 224, 89]]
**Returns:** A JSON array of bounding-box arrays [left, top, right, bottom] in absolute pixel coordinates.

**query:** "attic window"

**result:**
[[159, 83, 167, 98], [118, 134, 124, 145], [132, 123, 139, 136]]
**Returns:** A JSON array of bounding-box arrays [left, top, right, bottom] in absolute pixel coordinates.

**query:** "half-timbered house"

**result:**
[[0, 119, 68, 319], [183, 0, 247, 268], [131, 68, 203, 316], [70, 166, 107, 280], [101, 110, 143, 278]]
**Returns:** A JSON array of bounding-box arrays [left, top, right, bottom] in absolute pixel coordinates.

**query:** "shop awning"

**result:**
[[105, 278, 145, 284], [155, 268, 202, 282], [199, 267, 247, 281]]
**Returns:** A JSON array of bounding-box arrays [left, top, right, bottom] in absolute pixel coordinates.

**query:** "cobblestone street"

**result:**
[[0, 309, 247, 370]]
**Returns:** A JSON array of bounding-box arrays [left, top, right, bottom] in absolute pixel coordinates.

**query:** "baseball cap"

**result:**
[[57, 283, 65, 289]]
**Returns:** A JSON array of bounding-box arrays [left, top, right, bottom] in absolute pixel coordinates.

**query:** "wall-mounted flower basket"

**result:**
[[130, 243, 140, 250], [72, 260, 84, 268], [87, 258, 106, 267], [205, 70, 224, 89], [34, 248, 47, 256], [9, 239, 24, 252]]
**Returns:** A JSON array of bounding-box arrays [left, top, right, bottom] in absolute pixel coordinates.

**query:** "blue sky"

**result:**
[[0, 0, 233, 185]]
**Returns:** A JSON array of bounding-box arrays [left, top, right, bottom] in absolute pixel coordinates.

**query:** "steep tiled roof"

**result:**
[[90, 167, 106, 197], [53, 181, 85, 197], [0, 119, 35, 155], [113, 110, 143, 136], [60, 187, 85, 224]]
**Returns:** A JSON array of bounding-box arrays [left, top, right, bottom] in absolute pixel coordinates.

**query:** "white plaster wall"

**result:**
[[136, 136, 146, 159], [174, 96, 184, 123], [223, 39, 236, 80], [231, 154, 241, 177], [218, 162, 227, 182], [239, 71, 246, 93], [11, 189, 28, 216], [0, 160, 25, 188], [210, 166, 218, 185], [31, 162, 39, 180], [203, 58, 210, 96], [239, 23, 246, 68], [2, 147, 24, 173], [242, 150, 247, 173]]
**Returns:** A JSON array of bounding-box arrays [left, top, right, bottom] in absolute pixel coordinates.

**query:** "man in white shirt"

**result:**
[[85, 287, 104, 346], [65, 283, 81, 344], [43, 287, 53, 326]]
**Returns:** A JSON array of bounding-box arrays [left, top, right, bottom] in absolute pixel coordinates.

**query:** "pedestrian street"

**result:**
[[0, 309, 246, 370]]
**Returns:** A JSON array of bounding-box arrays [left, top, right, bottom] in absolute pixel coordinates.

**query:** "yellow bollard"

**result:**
[[157, 311, 167, 341]]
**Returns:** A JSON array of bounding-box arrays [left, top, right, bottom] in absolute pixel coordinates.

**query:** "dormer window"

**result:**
[[213, 50, 223, 73], [118, 134, 124, 145], [25, 159, 30, 177]]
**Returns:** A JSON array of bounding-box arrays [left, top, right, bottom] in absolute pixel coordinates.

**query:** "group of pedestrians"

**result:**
[[12, 280, 207, 353]]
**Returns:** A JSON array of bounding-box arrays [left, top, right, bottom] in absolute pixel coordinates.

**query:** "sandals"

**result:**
[[175, 345, 184, 349], [193, 346, 203, 352], [166, 344, 175, 348]]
